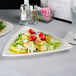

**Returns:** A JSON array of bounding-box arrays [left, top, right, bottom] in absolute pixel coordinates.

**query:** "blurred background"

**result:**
[[0, 0, 41, 9]]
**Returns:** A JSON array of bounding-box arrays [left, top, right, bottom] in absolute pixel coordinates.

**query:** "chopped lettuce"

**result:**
[[15, 33, 24, 41], [0, 21, 3, 25], [49, 41, 61, 50], [12, 42, 24, 47], [0, 21, 6, 32]]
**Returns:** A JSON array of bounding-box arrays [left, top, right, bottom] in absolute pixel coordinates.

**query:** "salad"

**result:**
[[0, 21, 6, 32], [9, 28, 61, 54]]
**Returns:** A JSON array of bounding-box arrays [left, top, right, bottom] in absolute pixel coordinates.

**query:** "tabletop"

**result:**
[[0, 10, 76, 76]]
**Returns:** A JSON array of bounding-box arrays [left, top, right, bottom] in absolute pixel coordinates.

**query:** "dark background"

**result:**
[[0, 0, 40, 9]]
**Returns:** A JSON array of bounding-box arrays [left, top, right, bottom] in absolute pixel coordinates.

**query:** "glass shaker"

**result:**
[[20, 4, 31, 25], [41, 0, 48, 7]]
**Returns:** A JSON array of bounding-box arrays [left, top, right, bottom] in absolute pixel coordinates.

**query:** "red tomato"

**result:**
[[30, 35, 37, 41], [29, 29, 35, 34], [39, 33, 46, 40], [41, 35, 46, 40], [39, 32, 44, 37]]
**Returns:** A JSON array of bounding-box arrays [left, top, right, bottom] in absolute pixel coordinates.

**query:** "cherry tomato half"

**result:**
[[30, 35, 37, 41], [39, 33, 46, 40], [29, 29, 35, 34]]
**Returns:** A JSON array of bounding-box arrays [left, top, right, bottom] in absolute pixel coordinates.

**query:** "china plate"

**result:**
[[0, 19, 14, 36], [2, 26, 73, 56]]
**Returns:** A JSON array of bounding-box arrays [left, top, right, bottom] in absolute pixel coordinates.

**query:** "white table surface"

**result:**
[[0, 10, 76, 76]]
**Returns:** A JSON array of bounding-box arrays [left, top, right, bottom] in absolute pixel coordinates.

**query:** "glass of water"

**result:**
[[72, 6, 76, 33], [64, 6, 76, 44]]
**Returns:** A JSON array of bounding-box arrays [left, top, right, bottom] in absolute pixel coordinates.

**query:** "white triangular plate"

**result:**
[[2, 26, 73, 56], [0, 19, 14, 36]]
